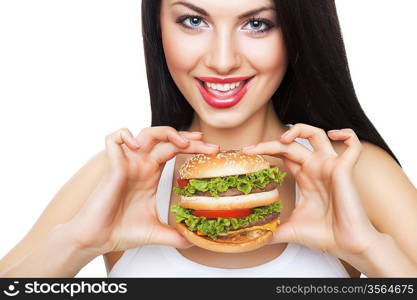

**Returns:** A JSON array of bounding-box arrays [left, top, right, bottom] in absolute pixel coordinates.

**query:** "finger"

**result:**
[[281, 123, 336, 155], [136, 126, 190, 153], [150, 140, 220, 164], [327, 128, 362, 168], [132, 130, 203, 156], [119, 128, 141, 150], [105, 128, 139, 168], [242, 140, 312, 165], [178, 131, 204, 140], [270, 221, 297, 244], [151, 224, 193, 248], [282, 157, 301, 176]]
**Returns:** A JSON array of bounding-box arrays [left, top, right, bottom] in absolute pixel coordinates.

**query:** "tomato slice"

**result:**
[[176, 178, 189, 188], [193, 208, 252, 219]]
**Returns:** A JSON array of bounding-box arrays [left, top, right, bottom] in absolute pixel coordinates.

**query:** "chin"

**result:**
[[197, 109, 251, 129]]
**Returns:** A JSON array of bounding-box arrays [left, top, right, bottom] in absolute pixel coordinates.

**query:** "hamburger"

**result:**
[[170, 150, 286, 253]]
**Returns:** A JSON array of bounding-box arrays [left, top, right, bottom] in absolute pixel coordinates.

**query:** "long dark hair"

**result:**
[[141, 0, 401, 166]]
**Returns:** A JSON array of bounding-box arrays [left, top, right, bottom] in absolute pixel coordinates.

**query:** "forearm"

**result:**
[[343, 233, 417, 277], [0, 224, 101, 278]]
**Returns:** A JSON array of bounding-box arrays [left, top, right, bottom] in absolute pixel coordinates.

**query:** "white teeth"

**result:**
[[220, 84, 230, 91], [204, 80, 244, 92]]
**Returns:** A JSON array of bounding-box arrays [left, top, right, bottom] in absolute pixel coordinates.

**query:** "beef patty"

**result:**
[[239, 211, 280, 230], [216, 211, 280, 237]]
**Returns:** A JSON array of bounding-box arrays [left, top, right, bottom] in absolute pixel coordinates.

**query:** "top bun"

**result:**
[[179, 150, 270, 179]]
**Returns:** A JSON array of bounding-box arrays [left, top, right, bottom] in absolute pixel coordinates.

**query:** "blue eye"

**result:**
[[185, 16, 203, 27], [176, 15, 275, 34], [176, 15, 208, 31], [244, 18, 274, 34]]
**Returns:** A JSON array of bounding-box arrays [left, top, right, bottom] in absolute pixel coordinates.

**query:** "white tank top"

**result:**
[[108, 137, 349, 277]]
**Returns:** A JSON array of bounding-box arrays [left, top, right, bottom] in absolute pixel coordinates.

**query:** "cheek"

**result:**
[[239, 32, 287, 73], [161, 28, 206, 73]]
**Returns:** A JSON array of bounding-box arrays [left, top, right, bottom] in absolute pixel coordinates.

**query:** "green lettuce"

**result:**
[[173, 167, 286, 198], [170, 201, 282, 239]]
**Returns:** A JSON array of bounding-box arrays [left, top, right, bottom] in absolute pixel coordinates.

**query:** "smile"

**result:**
[[195, 76, 254, 108]]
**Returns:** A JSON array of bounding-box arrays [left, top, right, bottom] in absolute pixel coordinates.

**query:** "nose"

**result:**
[[204, 29, 241, 75]]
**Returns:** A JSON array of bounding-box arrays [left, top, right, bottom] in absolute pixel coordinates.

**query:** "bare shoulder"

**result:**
[[331, 139, 417, 275], [0, 149, 123, 275], [332, 139, 416, 200], [331, 139, 417, 260], [332, 139, 417, 215]]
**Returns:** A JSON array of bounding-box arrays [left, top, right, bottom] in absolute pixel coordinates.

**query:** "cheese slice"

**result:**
[[197, 219, 279, 237]]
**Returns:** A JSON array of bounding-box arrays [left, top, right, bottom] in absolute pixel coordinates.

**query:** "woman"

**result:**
[[1, 0, 416, 277]]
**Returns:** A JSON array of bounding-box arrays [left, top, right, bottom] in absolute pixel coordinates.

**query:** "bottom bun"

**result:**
[[176, 222, 275, 253]]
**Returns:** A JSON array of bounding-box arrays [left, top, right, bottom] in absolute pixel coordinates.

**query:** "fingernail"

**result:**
[[132, 139, 141, 148], [191, 131, 203, 135], [328, 129, 340, 134], [180, 136, 189, 143], [281, 130, 291, 139], [206, 143, 219, 148], [242, 145, 255, 150]]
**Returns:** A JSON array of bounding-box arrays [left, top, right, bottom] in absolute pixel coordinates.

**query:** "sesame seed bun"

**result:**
[[179, 150, 270, 179]]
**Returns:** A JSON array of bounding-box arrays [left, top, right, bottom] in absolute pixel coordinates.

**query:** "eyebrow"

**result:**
[[171, 1, 276, 19]]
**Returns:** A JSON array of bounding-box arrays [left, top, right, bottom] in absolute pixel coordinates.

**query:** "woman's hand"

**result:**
[[67, 126, 220, 254], [242, 123, 380, 260]]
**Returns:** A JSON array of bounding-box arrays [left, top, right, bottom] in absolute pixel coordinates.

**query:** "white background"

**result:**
[[0, 0, 415, 277]]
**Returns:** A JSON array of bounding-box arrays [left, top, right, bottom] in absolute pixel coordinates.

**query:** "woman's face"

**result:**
[[160, 0, 287, 128]]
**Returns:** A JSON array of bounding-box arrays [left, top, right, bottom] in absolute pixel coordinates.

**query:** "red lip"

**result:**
[[196, 76, 253, 84], [196, 76, 254, 109]]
